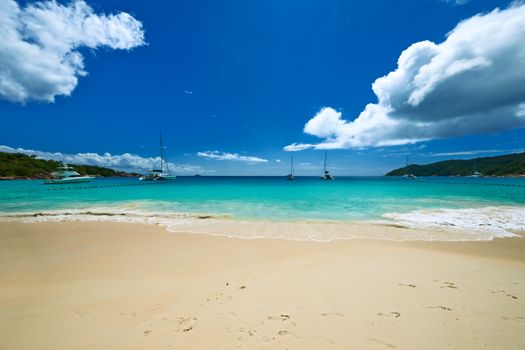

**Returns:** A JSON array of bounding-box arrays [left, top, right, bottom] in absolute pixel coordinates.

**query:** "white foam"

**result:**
[[1, 205, 523, 242], [383, 206, 525, 239], [0, 207, 227, 226]]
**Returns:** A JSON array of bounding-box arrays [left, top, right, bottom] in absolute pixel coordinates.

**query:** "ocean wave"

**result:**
[[0, 208, 229, 225], [1, 205, 523, 242], [383, 206, 525, 238]]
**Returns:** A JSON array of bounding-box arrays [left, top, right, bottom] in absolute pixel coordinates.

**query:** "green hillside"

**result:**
[[0, 152, 137, 179], [385, 152, 525, 177]]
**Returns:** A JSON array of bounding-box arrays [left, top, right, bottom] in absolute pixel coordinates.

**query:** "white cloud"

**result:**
[[0, 0, 144, 103], [283, 143, 314, 152], [197, 151, 268, 163], [0, 145, 207, 174], [275, 159, 281, 163], [425, 150, 502, 157], [423, 148, 525, 157], [381, 147, 525, 158], [286, 4, 525, 150]]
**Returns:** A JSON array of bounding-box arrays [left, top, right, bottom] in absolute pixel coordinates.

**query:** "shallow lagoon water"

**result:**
[[1, 176, 524, 240]]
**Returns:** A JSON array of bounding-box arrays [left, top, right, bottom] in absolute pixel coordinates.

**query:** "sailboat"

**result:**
[[320, 151, 334, 180], [139, 132, 177, 181], [403, 155, 417, 179], [286, 155, 295, 180], [470, 158, 482, 177]]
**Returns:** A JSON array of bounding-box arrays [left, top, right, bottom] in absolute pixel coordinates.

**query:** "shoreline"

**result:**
[[1, 221, 525, 349], [1, 204, 524, 242]]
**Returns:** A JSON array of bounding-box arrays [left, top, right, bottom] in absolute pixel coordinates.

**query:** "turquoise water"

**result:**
[[1, 176, 524, 221]]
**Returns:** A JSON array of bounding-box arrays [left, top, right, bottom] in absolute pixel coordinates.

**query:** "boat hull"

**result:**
[[155, 175, 176, 181], [139, 174, 176, 181], [44, 177, 93, 184]]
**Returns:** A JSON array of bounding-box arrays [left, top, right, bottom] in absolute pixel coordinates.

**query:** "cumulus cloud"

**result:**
[[197, 151, 268, 163], [286, 4, 525, 150], [0, 145, 207, 174], [0, 0, 144, 103]]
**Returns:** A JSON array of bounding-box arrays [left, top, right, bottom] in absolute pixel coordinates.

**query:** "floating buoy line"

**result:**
[[46, 181, 172, 191]]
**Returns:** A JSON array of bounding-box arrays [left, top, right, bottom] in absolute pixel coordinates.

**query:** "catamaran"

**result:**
[[139, 132, 177, 181], [320, 151, 334, 180], [44, 164, 93, 184], [287, 155, 295, 180], [470, 158, 483, 177], [403, 155, 417, 179]]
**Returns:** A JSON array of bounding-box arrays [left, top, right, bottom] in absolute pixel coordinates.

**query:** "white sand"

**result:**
[[1, 221, 524, 349]]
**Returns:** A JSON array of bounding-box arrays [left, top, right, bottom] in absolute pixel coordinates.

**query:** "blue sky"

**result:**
[[1, 0, 525, 175]]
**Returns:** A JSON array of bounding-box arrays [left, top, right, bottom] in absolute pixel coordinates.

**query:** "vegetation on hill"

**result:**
[[385, 152, 525, 177], [0, 152, 137, 179]]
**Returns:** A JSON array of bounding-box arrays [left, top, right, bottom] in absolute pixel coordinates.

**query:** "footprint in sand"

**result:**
[[226, 325, 259, 342], [262, 336, 275, 343], [278, 330, 298, 338], [489, 289, 518, 300], [267, 314, 290, 321], [206, 292, 233, 304], [398, 283, 416, 288], [143, 329, 152, 337], [439, 281, 458, 289], [169, 317, 198, 333], [428, 306, 453, 311], [377, 312, 401, 318], [502, 316, 525, 323]]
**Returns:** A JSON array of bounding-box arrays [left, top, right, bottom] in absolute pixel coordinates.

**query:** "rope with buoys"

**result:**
[[419, 180, 525, 188], [46, 181, 172, 191]]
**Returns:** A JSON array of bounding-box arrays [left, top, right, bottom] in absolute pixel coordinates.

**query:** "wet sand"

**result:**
[[1, 221, 524, 349]]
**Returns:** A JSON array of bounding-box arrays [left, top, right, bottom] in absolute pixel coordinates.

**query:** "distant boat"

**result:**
[[139, 132, 177, 181], [320, 151, 334, 180], [403, 155, 417, 179], [44, 164, 93, 184], [286, 155, 295, 180], [470, 158, 483, 177]]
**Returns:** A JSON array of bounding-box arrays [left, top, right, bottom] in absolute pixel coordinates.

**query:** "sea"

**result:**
[[1, 176, 524, 241]]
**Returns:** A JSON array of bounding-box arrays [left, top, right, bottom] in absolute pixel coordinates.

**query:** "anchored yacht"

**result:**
[[139, 132, 176, 181], [403, 155, 417, 179], [469, 158, 483, 177], [287, 155, 295, 180], [44, 164, 93, 184], [320, 151, 334, 180]]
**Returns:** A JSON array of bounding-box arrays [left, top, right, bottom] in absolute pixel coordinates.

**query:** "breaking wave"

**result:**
[[1, 205, 523, 242]]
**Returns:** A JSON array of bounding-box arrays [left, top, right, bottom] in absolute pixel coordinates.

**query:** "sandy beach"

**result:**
[[1, 221, 525, 350]]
